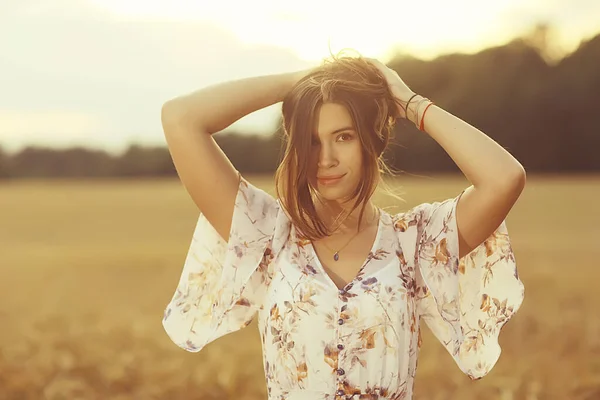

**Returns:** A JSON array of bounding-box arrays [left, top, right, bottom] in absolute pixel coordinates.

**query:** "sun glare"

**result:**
[[88, 0, 538, 61]]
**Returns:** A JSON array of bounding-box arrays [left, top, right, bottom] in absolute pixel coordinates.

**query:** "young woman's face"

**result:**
[[308, 102, 363, 202]]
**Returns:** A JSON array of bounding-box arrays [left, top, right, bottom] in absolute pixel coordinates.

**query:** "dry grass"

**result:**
[[1, 174, 599, 400]]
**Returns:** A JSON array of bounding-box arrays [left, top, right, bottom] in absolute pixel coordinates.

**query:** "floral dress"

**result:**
[[162, 175, 525, 400]]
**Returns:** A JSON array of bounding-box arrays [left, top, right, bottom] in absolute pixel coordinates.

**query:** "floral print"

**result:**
[[162, 175, 525, 399]]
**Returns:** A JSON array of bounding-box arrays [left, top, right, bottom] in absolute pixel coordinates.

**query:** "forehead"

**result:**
[[314, 102, 354, 135]]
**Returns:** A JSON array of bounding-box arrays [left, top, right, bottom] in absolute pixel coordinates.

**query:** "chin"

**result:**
[[315, 186, 353, 202]]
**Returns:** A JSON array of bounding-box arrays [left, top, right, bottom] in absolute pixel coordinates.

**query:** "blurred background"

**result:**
[[1, 0, 599, 399]]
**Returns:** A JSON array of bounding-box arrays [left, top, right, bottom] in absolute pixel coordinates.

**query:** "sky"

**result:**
[[1, 0, 599, 154]]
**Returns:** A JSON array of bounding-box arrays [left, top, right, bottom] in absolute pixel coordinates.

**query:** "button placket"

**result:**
[[335, 288, 349, 397]]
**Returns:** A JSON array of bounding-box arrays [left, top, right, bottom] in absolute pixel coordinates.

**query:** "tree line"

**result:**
[[1, 29, 599, 179]]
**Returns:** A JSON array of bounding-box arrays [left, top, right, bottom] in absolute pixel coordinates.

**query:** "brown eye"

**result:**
[[337, 133, 352, 142]]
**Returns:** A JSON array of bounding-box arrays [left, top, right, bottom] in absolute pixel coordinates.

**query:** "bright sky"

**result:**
[[1, 0, 599, 154], [88, 0, 598, 61]]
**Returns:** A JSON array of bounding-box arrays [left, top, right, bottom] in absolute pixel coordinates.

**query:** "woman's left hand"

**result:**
[[367, 58, 416, 118]]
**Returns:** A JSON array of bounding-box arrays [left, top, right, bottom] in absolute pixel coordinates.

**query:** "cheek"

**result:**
[[343, 145, 363, 169]]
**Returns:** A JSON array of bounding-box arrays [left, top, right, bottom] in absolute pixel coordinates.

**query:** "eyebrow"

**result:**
[[329, 126, 354, 135], [313, 126, 355, 137]]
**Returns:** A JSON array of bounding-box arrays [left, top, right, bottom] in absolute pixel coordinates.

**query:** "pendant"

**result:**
[[333, 252, 339, 261]]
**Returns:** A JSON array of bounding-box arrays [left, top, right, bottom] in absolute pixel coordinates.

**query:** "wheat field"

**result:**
[[1, 174, 599, 400]]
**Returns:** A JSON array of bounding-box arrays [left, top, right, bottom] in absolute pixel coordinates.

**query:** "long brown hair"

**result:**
[[275, 53, 403, 241]]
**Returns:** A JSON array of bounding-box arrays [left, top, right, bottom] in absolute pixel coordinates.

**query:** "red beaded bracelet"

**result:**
[[419, 102, 434, 131]]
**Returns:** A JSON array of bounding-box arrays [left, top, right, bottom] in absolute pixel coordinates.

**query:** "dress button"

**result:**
[[337, 368, 345, 375], [337, 344, 344, 350], [338, 318, 344, 325], [338, 289, 346, 295], [336, 389, 345, 396]]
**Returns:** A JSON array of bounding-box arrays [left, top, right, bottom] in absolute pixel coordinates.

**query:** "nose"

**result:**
[[317, 142, 338, 169]]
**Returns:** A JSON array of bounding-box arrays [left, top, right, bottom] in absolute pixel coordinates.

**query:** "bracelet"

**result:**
[[419, 102, 435, 132], [413, 97, 430, 126], [404, 93, 419, 116], [405, 95, 423, 123]]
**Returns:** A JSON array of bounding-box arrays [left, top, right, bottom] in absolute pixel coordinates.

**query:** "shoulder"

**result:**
[[391, 195, 459, 232], [389, 202, 432, 233]]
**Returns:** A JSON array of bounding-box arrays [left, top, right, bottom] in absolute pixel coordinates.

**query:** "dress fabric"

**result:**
[[162, 175, 525, 400]]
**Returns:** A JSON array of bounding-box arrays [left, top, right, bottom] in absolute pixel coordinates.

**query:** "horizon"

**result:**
[[1, 0, 599, 155]]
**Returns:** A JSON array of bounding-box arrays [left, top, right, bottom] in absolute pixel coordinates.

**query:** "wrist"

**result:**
[[290, 68, 313, 87], [404, 94, 424, 124], [406, 95, 435, 131], [391, 88, 418, 119], [391, 87, 416, 104], [280, 69, 313, 100]]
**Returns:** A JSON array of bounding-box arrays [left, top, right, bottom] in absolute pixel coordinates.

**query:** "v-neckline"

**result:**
[[308, 210, 384, 292]]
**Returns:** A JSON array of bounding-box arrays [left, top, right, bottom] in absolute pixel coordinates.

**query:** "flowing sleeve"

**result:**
[[161, 173, 288, 352], [414, 191, 525, 380]]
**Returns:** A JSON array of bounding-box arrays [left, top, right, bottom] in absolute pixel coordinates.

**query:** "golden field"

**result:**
[[1, 174, 599, 400]]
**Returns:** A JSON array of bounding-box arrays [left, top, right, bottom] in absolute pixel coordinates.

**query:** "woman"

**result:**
[[160, 55, 525, 399]]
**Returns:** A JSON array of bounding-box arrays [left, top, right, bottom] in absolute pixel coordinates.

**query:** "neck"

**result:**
[[315, 198, 378, 234]]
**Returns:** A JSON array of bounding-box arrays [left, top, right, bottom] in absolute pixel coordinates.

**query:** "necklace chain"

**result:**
[[318, 208, 380, 262]]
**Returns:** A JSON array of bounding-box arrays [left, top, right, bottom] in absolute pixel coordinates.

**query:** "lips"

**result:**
[[318, 174, 345, 180], [317, 173, 346, 185]]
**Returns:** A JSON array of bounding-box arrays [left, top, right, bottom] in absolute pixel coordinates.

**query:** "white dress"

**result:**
[[162, 175, 525, 400]]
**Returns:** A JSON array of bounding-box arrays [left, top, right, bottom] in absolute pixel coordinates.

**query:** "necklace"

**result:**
[[319, 208, 380, 262]]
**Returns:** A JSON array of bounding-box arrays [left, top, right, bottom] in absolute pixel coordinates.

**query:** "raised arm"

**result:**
[[368, 58, 526, 259], [160, 70, 309, 242]]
